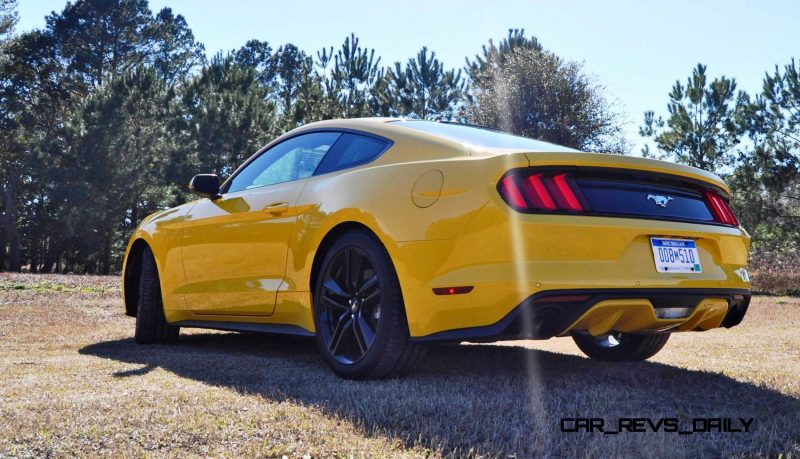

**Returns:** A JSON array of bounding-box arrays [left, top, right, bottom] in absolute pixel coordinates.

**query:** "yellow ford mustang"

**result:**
[[122, 118, 751, 379]]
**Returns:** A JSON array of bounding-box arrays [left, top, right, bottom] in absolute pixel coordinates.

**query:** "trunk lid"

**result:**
[[523, 151, 728, 194]]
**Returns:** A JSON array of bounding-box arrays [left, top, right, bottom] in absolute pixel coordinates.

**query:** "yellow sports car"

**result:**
[[122, 118, 751, 379]]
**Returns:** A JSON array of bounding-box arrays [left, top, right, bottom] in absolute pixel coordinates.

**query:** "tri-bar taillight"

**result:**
[[498, 168, 741, 228], [498, 172, 590, 213], [705, 190, 739, 226]]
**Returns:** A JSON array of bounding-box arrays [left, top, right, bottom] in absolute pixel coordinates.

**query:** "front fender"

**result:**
[[121, 203, 196, 315]]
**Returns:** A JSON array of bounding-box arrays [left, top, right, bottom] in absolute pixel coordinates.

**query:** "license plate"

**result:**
[[650, 238, 702, 273]]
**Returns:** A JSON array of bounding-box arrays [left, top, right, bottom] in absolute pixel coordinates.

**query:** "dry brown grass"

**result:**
[[0, 273, 798, 458]]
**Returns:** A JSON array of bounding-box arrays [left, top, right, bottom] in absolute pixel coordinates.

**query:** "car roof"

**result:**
[[264, 118, 728, 191], [291, 118, 580, 154]]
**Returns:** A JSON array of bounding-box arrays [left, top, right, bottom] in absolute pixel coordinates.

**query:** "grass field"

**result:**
[[0, 273, 798, 458]]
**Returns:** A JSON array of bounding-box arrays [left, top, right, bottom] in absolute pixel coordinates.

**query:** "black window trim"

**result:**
[[219, 128, 394, 195]]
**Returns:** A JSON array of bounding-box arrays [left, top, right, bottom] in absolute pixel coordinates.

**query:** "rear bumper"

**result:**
[[393, 201, 750, 337], [410, 288, 751, 343]]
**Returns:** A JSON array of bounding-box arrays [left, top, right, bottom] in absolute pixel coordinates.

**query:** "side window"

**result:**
[[227, 132, 341, 193], [314, 133, 390, 175]]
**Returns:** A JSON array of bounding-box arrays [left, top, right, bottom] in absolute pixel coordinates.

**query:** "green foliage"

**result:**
[[268, 44, 317, 128], [0, 2, 629, 273], [640, 64, 745, 171], [465, 28, 542, 85], [385, 46, 464, 120], [645, 62, 800, 286], [0, 30, 66, 271], [46, 0, 155, 87], [179, 53, 278, 179], [466, 45, 627, 153], [0, 0, 17, 46], [733, 60, 800, 270], [0, 1, 795, 288], [150, 8, 205, 82], [68, 66, 179, 271], [320, 34, 383, 118]]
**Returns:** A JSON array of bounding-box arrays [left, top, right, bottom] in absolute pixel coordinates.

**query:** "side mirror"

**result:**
[[189, 174, 220, 199]]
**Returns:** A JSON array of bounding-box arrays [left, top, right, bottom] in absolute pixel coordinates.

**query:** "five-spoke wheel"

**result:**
[[319, 246, 381, 364], [313, 230, 426, 379]]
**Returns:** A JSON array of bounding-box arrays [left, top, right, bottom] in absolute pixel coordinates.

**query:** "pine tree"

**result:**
[[386, 46, 463, 120], [271, 44, 315, 128], [150, 8, 205, 82], [640, 64, 746, 171], [0, 0, 17, 50], [46, 0, 155, 87], [179, 54, 279, 180], [0, 31, 65, 271], [465, 28, 542, 85], [59, 66, 178, 272], [729, 60, 800, 264], [324, 34, 382, 118]]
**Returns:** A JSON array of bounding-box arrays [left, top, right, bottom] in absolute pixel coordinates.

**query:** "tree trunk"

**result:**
[[65, 252, 75, 273], [131, 200, 139, 227], [42, 239, 57, 273], [7, 229, 21, 271], [0, 230, 6, 270], [29, 240, 39, 273], [82, 240, 96, 273], [1, 179, 22, 272], [101, 233, 112, 275]]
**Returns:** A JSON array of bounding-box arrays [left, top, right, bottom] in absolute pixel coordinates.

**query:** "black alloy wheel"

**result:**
[[313, 230, 427, 379], [318, 245, 381, 364]]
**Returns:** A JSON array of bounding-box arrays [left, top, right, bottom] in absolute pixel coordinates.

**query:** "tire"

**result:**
[[134, 247, 179, 344], [313, 230, 426, 379], [572, 332, 670, 361]]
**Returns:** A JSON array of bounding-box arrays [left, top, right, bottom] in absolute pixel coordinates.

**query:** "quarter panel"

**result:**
[[284, 152, 530, 288], [275, 148, 531, 330]]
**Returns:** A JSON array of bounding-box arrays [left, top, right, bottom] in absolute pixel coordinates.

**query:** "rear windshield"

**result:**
[[391, 120, 579, 152]]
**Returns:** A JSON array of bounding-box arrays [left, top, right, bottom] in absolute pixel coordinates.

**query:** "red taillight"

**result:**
[[498, 171, 589, 213], [500, 176, 527, 209], [552, 174, 583, 211], [526, 174, 557, 210], [705, 190, 739, 226]]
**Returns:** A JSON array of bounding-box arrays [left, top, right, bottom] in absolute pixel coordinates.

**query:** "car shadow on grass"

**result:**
[[80, 332, 799, 457]]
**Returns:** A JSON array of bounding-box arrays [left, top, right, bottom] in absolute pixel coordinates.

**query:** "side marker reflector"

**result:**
[[433, 286, 474, 295]]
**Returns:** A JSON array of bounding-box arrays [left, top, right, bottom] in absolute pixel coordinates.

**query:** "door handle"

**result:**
[[264, 202, 289, 215]]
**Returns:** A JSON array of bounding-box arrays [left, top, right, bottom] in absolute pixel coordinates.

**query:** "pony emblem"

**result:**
[[647, 194, 673, 208]]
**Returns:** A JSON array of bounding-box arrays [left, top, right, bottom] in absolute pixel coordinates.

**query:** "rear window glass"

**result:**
[[391, 120, 578, 152], [315, 133, 390, 175]]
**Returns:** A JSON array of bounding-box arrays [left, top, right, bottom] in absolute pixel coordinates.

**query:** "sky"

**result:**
[[15, 0, 800, 152]]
